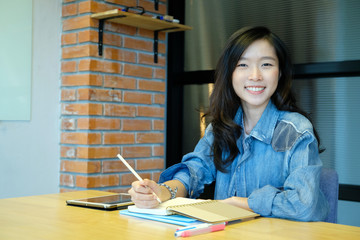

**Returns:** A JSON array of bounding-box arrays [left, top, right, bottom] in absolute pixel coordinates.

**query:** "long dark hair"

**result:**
[[205, 26, 323, 172]]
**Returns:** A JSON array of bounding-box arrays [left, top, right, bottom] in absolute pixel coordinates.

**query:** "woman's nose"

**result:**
[[248, 67, 262, 81]]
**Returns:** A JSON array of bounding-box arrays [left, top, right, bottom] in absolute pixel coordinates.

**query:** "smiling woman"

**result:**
[[128, 26, 329, 222], [170, 0, 360, 227], [204, 26, 323, 172]]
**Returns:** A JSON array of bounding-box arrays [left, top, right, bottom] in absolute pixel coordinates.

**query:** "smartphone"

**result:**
[[66, 193, 133, 210]]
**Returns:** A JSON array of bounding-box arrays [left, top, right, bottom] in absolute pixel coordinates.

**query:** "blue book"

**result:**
[[119, 209, 202, 226]]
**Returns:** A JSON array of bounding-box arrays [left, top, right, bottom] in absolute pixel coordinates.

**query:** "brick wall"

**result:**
[[60, 0, 167, 193]]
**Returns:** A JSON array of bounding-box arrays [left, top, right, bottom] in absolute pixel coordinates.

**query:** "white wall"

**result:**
[[0, 0, 61, 199]]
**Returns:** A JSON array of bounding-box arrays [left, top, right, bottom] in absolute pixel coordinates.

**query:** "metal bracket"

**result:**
[[97, 16, 126, 56], [153, 27, 178, 63], [97, 17, 179, 63], [98, 19, 105, 56], [153, 31, 159, 63]]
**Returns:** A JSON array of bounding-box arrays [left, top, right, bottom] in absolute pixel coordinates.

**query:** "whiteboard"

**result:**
[[0, 0, 32, 120]]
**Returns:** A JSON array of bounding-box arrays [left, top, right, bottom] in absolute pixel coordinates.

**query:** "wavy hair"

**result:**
[[205, 26, 323, 172]]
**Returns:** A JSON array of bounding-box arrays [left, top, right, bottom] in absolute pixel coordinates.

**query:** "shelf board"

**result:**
[[91, 9, 192, 63], [91, 9, 192, 33]]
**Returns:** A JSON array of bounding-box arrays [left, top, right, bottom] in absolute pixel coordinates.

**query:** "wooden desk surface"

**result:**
[[0, 190, 359, 240]]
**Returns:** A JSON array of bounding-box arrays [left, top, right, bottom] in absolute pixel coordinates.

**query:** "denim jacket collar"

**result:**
[[234, 100, 280, 144]]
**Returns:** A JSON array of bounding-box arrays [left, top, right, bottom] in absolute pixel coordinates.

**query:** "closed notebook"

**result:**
[[128, 197, 259, 223]]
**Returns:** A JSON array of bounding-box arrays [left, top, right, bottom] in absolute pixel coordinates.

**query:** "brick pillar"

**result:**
[[60, 0, 167, 193]]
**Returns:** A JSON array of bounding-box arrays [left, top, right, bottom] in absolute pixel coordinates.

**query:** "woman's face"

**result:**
[[232, 39, 280, 112]]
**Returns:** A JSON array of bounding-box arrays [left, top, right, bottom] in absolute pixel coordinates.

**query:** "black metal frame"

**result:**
[[340, 184, 360, 202], [167, 0, 360, 202], [169, 60, 360, 85], [166, 0, 186, 167], [98, 16, 125, 56], [294, 60, 360, 79]]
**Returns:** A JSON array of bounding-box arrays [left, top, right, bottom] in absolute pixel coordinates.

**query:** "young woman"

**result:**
[[128, 26, 328, 221]]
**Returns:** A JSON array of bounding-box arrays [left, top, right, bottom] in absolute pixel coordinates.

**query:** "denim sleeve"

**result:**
[[159, 163, 191, 192], [159, 126, 217, 198], [248, 132, 329, 221]]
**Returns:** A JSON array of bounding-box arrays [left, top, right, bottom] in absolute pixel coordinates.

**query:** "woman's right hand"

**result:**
[[128, 179, 163, 209]]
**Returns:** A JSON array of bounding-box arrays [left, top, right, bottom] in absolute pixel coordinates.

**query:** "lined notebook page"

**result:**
[[127, 197, 208, 215]]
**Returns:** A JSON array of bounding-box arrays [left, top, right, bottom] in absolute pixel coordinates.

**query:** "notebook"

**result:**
[[127, 197, 259, 223], [120, 210, 202, 226], [127, 197, 206, 215]]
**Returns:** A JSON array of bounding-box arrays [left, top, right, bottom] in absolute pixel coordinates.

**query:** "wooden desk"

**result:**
[[0, 190, 359, 240]]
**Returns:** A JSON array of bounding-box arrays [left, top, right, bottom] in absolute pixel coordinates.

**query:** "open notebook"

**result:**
[[127, 197, 259, 223]]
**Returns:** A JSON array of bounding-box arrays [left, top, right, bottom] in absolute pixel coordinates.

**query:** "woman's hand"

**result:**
[[128, 179, 187, 209], [128, 179, 162, 209]]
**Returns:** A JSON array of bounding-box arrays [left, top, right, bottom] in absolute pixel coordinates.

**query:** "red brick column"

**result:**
[[60, 0, 167, 193]]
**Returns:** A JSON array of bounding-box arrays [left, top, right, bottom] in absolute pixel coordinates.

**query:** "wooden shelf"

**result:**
[[91, 9, 192, 32], [91, 9, 192, 62]]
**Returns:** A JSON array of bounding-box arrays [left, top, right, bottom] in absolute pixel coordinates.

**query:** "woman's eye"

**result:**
[[237, 63, 247, 67], [262, 63, 273, 67]]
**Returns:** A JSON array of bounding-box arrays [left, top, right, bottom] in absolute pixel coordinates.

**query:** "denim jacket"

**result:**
[[160, 101, 328, 221]]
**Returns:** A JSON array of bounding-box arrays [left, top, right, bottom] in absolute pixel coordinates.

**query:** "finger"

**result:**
[[132, 198, 160, 209], [141, 179, 161, 195], [131, 191, 155, 201], [142, 179, 157, 188], [128, 187, 159, 208], [131, 181, 152, 194], [129, 184, 157, 201]]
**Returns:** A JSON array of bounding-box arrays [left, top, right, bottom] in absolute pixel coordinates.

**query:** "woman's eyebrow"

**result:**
[[261, 56, 277, 61], [239, 56, 277, 61]]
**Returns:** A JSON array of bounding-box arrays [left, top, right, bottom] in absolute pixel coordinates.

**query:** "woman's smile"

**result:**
[[245, 86, 266, 94]]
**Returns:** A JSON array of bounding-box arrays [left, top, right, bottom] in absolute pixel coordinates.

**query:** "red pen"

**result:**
[[174, 222, 226, 237]]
